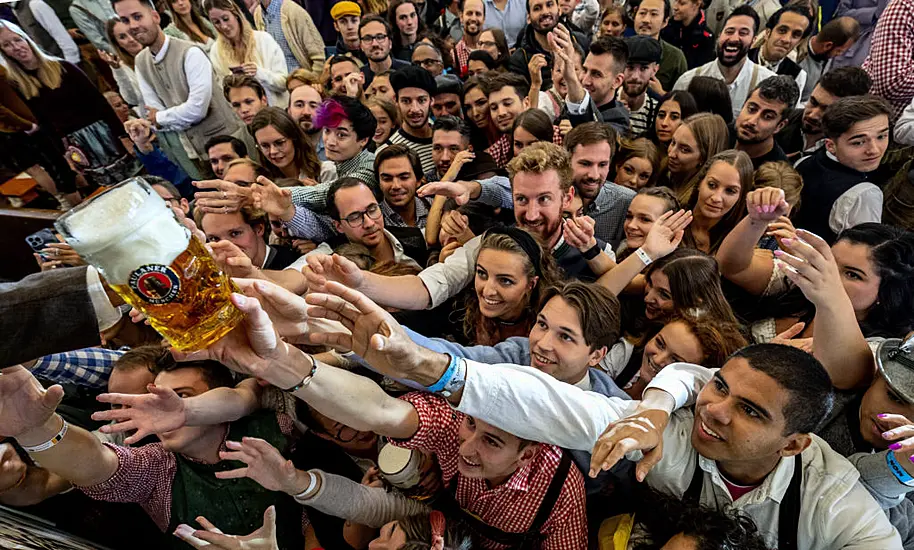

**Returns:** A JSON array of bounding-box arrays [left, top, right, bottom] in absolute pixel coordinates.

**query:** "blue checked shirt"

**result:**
[[263, 0, 299, 72], [30, 347, 124, 389]]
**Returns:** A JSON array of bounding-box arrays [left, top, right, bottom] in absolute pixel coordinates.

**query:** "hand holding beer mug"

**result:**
[[55, 177, 243, 351]]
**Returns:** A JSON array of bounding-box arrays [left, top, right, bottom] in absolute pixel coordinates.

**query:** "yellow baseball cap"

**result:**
[[331, 1, 361, 20]]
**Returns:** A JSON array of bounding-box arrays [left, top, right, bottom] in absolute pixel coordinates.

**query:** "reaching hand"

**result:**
[[0, 367, 64, 439], [746, 187, 790, 223], [216, 437, 304, 495], [878, 414, 914, 477], [194, 180, 253, 214], [770, 322, 813, 353], [589, 408, 670, 482], [291, 239, 317, 255], [145, 107, 159, 128], [98, 49, 120, 69], [305, 282, 442, 381], [766, 216, 797, 247], [91, 385, 187, 444], [343, 72, 364, 98], [303, 254, 365, 293], [527, 53, 547, 89], [0, 442, 26, 493], [174, 505, 279, 550], [124, 118, 154, 152], [438, 241, 462, 262], [558, 119, 572, 138], [439, 210, 473, 245], [774, 229, 844, 308], [233, 278, 313, 345], [252, 176, 294, 221], [418, 180, 475, 205], [210, 240, 258, 279], [563, 215, 597, 252], [640, 210, 692, 261]]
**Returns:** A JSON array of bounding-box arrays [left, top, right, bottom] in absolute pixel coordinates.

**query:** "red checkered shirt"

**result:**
[[79, 413, 303, 533], [454, 39, 473, 79], [391, 392, 587, 550], [862, 0, 914, 119], [486, 126, 566, 169]]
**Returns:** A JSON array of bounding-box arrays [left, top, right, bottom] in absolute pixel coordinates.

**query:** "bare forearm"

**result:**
[[814, 300, 875, 390], [184, 380, 261, 426], [262, 268, 308, 295], [716, 217, 767, 278], [585, 252, 616, 278], [597, 253, 649, 295], [425, 195, 448, 246], [358, 273, 431, 310], [16, 415, 119, 487]]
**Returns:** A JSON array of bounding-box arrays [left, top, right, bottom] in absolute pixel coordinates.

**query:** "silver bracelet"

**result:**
[[21, 418, 68, 453], [293, 471, 319, 501], [635, 247, 653, 267]]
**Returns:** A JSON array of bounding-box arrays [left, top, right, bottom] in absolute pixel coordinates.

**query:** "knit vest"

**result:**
[[164, 410, 304, 550], [135, 37, 243, 158], [794, 148, 871, 243], [14, 0, 62, 58]]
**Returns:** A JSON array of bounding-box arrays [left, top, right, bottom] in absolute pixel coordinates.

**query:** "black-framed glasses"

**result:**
[[341, 203, 382, 227], [360, 33, 388, 43], [416, 58, 442, 68]]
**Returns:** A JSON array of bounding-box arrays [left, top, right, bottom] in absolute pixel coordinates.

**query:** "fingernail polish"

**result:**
[[883, 431, 894, 438], [879, 414, 888, 418], [774, 250, 783, 256], [908, 455, 914, 464], [890, 443, 903, 451]]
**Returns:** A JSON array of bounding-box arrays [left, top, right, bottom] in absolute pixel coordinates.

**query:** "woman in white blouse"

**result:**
[[204, 0, 288, 107]]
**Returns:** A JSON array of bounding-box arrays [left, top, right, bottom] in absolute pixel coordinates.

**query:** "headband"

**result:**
[[485, 226, 543, 279]]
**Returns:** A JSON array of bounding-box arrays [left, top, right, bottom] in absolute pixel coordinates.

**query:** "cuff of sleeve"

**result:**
[[86, 266, 122, 332], [565, 91, 590, 115], [476, 176, 512, 209]]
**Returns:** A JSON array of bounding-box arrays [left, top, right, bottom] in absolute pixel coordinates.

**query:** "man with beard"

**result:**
[[330, 1, 366, 63], [673, 5, 776, 121], [793, 95, 890, 243], [506, 0, 587, 90], [776, 67, 871, 161], [300, 142, 617, 308], [747, 6, 812, 99], [113, 0, 245, 166], [632, 0, 687, 93], [359, 15, 410, 88], [564, 122, 635, 248], [422, 116, 502, 186], [559, 32, 631, 134], [619, 36, 662, 136], [452, 0, 484, 77], [432, 74, 464, 120], [384, 65, 437, 175], [732, 76, 797, 169], [287, 77, 325, 160]]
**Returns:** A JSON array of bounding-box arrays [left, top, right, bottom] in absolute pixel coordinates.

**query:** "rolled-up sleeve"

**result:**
[[416, 235, 479, 308]]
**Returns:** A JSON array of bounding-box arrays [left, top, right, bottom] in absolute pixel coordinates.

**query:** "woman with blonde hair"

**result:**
[[659, 112, 729, 199], [204, 0, 289, 107], [164, 0, 216, 48], [0, 21, 140, 190]]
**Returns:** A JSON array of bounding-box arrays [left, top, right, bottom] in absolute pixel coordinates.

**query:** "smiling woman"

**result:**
[[250, 106, 321, 182]]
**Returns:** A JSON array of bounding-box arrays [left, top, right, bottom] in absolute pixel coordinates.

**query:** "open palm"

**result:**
[[92, 385, 187, 444], [0, 367, 63, 438]]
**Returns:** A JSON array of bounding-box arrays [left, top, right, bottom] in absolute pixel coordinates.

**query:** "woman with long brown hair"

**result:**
[[204, 0, 288, 106], [681, 149, 754, 254], [249, 106, 322, 183], [659, 112, 729, 200], [164, 0, 216, 48]]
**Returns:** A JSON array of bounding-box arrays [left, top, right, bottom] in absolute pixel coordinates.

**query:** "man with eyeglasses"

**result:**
[[411, 42, 445, 77], [147, 176, 190, 215], [359, 14, 410, 88]]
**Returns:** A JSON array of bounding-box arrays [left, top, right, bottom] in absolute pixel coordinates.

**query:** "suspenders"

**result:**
[[684, 454, 803, 550]]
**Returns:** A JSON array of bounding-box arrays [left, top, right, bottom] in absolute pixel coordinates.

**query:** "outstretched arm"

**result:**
[[716, 188, 787, 295]]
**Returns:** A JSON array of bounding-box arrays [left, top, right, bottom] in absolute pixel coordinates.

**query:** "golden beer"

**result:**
[[56, 177, 242, 351]]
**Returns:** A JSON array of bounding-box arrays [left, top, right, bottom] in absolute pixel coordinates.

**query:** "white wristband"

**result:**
[[293, 471, 319, 501], [635, 247, 653, 267], [21, 418, 68, 453]]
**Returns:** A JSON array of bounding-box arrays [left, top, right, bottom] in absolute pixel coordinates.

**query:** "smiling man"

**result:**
[[507, 0, 587, 90], [452, 0, 484, 77], [748, 6, 812, 99], [732, 75, 798, 168], [794, 95, 891, 243], [673, 5, 776, 120], [561, 33, 631, 132]]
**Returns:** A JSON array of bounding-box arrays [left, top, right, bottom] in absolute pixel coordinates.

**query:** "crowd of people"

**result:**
[[4, 0, 914, 547]]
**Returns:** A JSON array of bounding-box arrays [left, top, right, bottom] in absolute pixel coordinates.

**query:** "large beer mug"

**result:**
[[55, 177, 242, 351]]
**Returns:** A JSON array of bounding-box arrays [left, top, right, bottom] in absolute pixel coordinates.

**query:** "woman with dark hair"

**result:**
[[718, 186, 914, 342], [681, 149, 754, 254], [388, 0, 426, 61], [462, 76, 498, 151], [477, 28, 510, 68], [103, 17, 145, 116], [512, 109, 555, 157], [611, 137, 663, 190], [687, 75, 734, 124], [459, 228, 563, 346], [365, 97, 400, 151], [644, 90, 698, 151], [164, 0, 216, 48], [466, 49, 498, 78], [249, 106, 322, 183]]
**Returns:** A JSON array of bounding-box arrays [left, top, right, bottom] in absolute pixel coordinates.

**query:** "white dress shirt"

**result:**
[[30, 0, 80, 64], [136, 35, 214, 132], [453, 360, 902, 550], [673, 58, 777, 120], [894, 96, 914, 146]]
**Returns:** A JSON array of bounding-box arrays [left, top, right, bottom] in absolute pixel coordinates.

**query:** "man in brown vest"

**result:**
[[112, 0, 247, 176]]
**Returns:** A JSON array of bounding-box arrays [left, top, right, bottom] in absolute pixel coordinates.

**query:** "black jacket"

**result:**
[[661, 11, 715, 69], [334, 36, 367, 64], [506, 23, 589, 90]]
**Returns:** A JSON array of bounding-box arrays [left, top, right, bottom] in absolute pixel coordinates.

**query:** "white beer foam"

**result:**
[[64, 181, 190, 284]]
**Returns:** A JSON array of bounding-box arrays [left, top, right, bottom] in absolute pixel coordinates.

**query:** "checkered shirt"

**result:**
[[454, 39, 473, 78], [380, 197, 430, 229], [862, 0, 914, 119], [263, 0, 299, 72], [30, 348, 124, 389], [390, 392, 587, 549], [486, 126, 565, 169], [80, 412, 299, 533]]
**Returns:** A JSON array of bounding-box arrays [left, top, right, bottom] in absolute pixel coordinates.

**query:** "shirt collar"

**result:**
[[573, 373, 592, 391], [152, 34, 171, 63], [696, 451, 798, 504], [499, 447, 547, 493]]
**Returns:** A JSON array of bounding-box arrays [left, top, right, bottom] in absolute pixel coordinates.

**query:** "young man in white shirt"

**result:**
[[793, 95, 891, 243], [673, 5, 776, 120]]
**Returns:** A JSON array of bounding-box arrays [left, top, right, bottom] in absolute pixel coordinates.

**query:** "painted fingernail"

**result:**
[[909, 455, 914, 464], [883, 431, 895, 438], [879, 414, 889, 418], [890, 443, 903, 450], [774, 250, 783, 256]]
